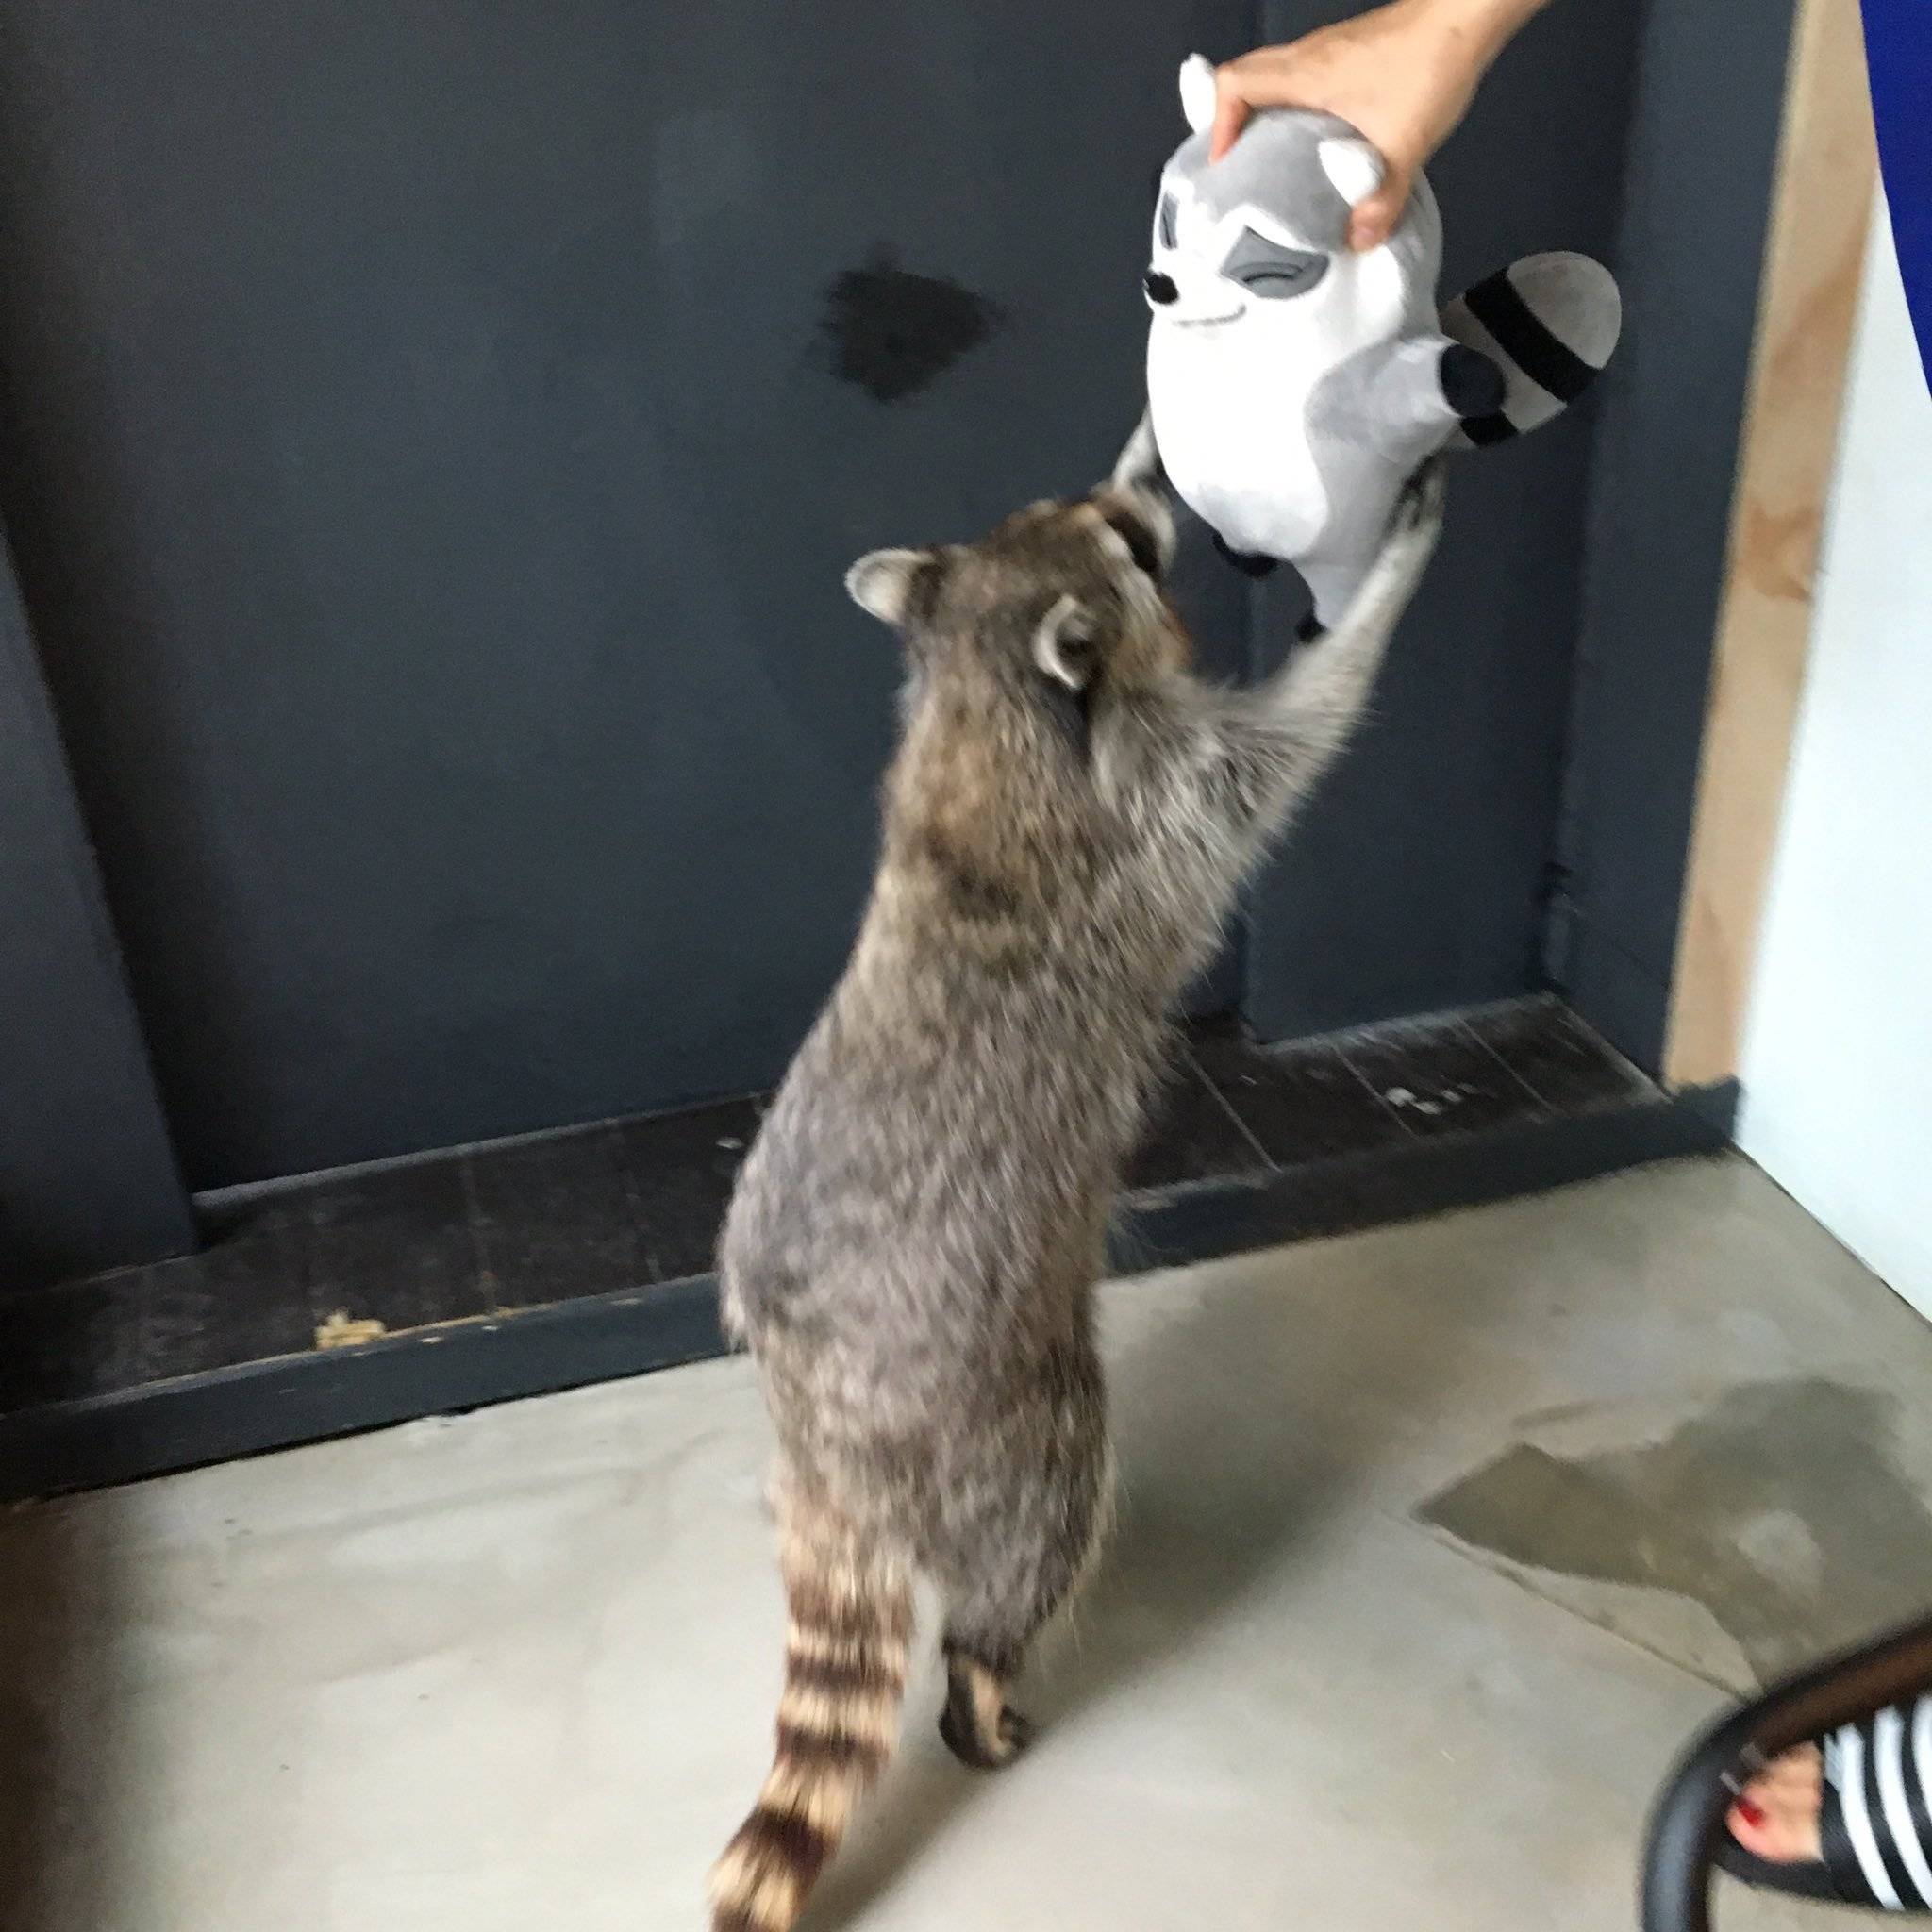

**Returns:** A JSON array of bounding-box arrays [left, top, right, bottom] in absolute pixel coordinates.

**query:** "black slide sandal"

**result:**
[[1713, 1699, 1932, 1909], [1643, 1614, 1932, 1929], [1715, 1836, 1843, 1902]]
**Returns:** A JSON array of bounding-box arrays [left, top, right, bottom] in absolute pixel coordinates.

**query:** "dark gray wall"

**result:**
[[0, 0, 1800, 1227], [1242, 0, 1645, 1040], [1246, 0, 1805, 1066], [0, 0, 1251, 1191], [0, 543, 192, 1289], [1557, 0, 1802, 1073]]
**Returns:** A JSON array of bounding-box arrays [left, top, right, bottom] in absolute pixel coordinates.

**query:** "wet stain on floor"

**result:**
[[819, 248, 1003, 403], [1419, 1377, 1932, 1680]]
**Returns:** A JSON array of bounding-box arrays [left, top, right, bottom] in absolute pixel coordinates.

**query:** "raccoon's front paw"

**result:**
[[1391, 455, 1448, 542]]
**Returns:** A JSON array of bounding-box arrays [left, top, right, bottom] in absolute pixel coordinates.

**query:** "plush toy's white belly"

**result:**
[[1147, 320, 1329, 560]]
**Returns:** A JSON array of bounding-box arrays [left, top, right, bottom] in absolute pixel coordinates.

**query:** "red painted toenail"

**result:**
[[1735, 1798, 1767, 1828]]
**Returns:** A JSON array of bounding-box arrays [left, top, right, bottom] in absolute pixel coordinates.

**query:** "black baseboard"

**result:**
[[0, 999, 1735, 1506], [0, 1276, 729, 1509], [1124, 1077, 1736, 1270]]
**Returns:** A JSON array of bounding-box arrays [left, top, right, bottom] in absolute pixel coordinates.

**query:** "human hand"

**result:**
[[1208, 0, 1546, 250]]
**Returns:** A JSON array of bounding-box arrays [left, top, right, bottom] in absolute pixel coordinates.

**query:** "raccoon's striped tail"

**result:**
[[709, 1524, 914, 1932], [1441, 250, 1623, 450]]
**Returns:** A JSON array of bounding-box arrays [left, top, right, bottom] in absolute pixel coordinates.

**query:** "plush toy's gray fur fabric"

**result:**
[[1164, 109, 1358, 250]]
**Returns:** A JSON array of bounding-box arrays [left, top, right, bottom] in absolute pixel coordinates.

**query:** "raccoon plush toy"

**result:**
[[1133, 54, 1622, 625]]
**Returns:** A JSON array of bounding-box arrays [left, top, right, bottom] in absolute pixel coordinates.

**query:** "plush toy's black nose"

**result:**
[[1143, 271, 1179, 306]]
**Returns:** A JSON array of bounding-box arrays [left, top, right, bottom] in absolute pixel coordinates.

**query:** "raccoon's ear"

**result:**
[[1178, 55, 1217, 137], [1033, 594, 1098, 691], [1318, 136, 1384, 208], [845, 548, 935, 626]]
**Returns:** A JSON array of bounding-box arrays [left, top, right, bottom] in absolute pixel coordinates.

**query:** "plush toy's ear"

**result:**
[[845, 548, 932, 625], [1033, 594, 1098, 691], [1178, 55, 1217, 137], [1317, 136, 1384, 208]]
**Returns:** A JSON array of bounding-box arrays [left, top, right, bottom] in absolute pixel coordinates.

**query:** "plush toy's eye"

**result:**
[[1223, 229, 1329, 299], [1157, 192, 1179, 250]]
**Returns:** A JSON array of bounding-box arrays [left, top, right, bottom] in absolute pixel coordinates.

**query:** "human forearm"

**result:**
[[1424, 0, 1551, 64], [1208, 0, 1555, 245]]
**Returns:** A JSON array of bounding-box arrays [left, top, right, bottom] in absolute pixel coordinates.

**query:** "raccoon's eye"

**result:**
[[1223, 229, 1329, 299], [1156, 192, 1179, 251]]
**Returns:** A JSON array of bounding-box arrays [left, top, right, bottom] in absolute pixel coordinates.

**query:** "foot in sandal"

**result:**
[[1724, 1701, 1932, 1911]]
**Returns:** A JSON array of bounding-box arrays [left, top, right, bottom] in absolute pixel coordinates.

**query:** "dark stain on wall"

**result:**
[[819, 248, 1003, 404]]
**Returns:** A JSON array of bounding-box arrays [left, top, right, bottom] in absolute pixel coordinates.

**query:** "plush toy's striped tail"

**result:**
[[709, 1526, 913, 1932], [1442, 250, 1622, 450]]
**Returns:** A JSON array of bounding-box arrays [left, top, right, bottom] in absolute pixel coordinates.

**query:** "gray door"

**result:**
[[0, 1, 1641, 1191]]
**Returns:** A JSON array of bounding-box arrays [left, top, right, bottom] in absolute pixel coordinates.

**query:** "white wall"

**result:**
[[1740, 196, 1932, 1319]]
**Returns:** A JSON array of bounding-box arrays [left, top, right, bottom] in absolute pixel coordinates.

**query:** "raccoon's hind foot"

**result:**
[[939, 1653, 1034, 1770]]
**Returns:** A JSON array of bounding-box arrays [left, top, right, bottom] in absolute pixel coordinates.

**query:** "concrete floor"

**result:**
[[6, 1153, 1932, 1932]]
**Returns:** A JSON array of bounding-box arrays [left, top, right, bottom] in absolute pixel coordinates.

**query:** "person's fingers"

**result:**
[[1208, 69, 1253, 162], [1347, 166, 1412, 250]]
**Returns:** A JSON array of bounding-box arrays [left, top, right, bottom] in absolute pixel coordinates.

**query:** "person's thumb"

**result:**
[[1348, 167, 1412, 251]]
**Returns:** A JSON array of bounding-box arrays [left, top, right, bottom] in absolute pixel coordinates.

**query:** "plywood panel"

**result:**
[[1664, 0, 1878, 1087]]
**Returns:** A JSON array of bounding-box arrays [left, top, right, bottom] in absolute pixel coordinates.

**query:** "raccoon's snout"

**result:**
[[1142, 271, 1179, 307]]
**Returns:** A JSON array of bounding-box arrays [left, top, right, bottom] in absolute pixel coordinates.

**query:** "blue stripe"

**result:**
[[1861, 0, 1932, 391]]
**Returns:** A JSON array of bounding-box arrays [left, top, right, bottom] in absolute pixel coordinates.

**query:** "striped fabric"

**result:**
[[1440, 254, 1620, 452], [1824, 1695, 1932, 1910]]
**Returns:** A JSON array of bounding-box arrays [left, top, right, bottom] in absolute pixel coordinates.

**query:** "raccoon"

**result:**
[[707, 456, 1446, 1932]]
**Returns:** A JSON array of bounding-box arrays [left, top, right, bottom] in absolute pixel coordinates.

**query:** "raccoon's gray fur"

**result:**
[[708, 458, 1445, 1932]]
